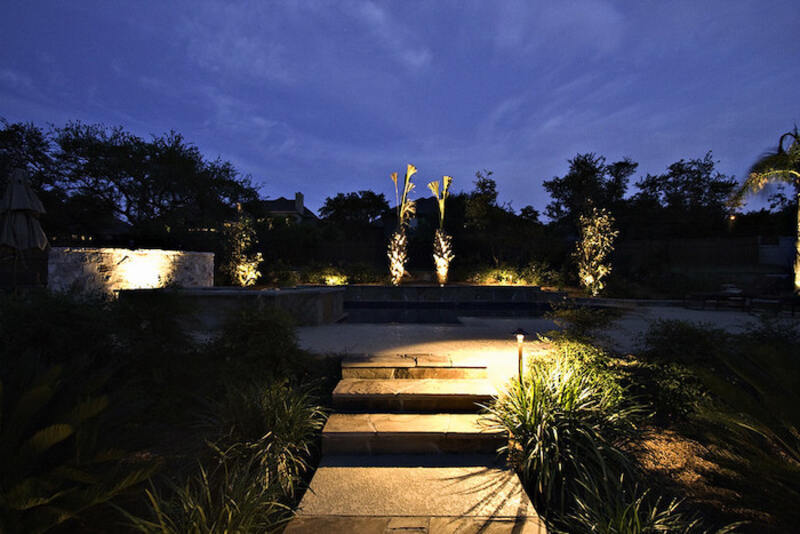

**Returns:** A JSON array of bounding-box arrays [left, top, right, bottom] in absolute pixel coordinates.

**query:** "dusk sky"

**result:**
[[2, 1, 798, 215]]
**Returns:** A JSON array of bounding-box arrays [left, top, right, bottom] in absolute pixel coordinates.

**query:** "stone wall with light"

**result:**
[[48, 247, 214, 295]]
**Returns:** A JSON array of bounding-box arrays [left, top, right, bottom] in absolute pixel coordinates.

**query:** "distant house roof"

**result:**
[[258, 192, 317, 220]]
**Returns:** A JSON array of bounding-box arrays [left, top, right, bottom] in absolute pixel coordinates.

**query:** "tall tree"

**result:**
[[465, 170, 500, 231], [1, 120, 260, 245], [635, 152, 735, 213], [543, 153, 636, 230], [318, 190, 389, 227], [631, 152, 737, 238], [731, 128, 800, 292]]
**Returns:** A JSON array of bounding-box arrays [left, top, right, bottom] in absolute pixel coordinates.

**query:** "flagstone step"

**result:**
[[288, 455, 546, 533], [341, 353, 488, 379], [332, 379, 495, 412], [322, 413, 505, 455]]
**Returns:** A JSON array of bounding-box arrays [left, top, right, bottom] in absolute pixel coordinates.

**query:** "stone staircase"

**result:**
[[287, 353, 547, 533], [325, 353, 503, 454]]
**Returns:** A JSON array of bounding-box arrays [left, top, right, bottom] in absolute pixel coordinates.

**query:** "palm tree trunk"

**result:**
[[795, 192, 800, 293]]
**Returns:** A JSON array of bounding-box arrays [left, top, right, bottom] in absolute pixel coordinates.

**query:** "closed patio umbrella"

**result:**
[[0, 168, 48, 251]]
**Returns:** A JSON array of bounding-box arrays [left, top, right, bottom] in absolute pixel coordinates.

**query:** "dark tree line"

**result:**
[[3, 118, 794, 284], [0, 119, 261, 248]]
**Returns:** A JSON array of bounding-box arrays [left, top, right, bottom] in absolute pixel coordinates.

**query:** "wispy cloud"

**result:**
[[179, 3, 294, 84], [348, 1, 433, 70], [493, 0, 624, 58], [0, 68, 33, 90]]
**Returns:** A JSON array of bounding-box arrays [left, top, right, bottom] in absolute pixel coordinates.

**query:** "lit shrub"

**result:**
[[467, 261, 559, 287], [301, 265, 348, 286], [221, 210, 263, 287], [574, 207, 618, 296]]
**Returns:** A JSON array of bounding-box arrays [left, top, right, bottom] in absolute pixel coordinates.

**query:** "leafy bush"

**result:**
[[210, 307, 312, 384], [640, 319, 728, 364], [0, 290, 115, 367], [521, 260, 564, 287], [0, 363, 156, 533], [301, 265, 348, 286], [220, 210, 263, 287], [123, 448, 289, 534], [467, 260, 560, 286], [260, 261, 301, 287], [344, 262, 384, 284], [546, 302, 622, 341], [575, 206, 618, 296]]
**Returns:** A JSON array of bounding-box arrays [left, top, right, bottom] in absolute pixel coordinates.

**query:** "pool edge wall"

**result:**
[[118, 287, 345, 330]]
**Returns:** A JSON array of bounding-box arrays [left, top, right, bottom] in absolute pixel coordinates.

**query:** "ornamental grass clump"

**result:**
[[211, 379, 327, 499], [428, 176, 454, 285], [575, 206, 618, 296], [123, 447, 290, 534], [567, 474, 714, 534], [388, 164, 417, 285], [485, 356, 637, 517]]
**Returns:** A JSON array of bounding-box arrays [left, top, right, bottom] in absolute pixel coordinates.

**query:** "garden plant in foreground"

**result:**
[[485, 307, 767, 533]]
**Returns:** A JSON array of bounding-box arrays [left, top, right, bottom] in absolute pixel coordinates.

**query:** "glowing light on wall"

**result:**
[[116, 251, 174, 289]]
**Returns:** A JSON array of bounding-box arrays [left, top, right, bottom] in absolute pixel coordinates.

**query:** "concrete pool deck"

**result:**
[[299, 304, 791, 388]]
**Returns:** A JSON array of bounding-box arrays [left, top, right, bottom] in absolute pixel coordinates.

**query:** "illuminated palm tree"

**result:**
[[428, 176, 454, 286], [388, 164, 416, 285], [731, 128, 800, 292]]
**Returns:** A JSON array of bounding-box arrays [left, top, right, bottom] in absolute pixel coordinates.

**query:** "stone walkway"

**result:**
[[285, 353, 546, 533]]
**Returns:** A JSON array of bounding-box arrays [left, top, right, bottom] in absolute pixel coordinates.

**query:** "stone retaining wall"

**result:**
[[48, 247, 214, 295]]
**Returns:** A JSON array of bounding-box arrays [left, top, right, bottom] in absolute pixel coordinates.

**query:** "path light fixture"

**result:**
[[512, 327, 529, 381]]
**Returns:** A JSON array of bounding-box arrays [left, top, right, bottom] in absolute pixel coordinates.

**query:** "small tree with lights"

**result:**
[[388, 164, 417, 285], [222, 205, 263, 287], [428, 175, 454, 286], [574, 206, 618, 296]]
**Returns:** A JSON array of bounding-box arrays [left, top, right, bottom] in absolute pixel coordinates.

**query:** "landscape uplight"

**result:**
[[512, 327, 529, 381]]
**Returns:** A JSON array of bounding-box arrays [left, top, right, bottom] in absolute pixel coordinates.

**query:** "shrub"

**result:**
[[301, 265, 348, 286], [574, 207, 618, 296], [220, 210, 263, 287], [344, 262, 384, 284], [260, 261, 301, 287], [0, 290, 115, 367], [520, 260, 562, 287], [546, 302, 622, 341], [0, 363, 156, 533], [639, 320, 728, 364], [631, 319, 726, 423], [467, 260, 559, 287]]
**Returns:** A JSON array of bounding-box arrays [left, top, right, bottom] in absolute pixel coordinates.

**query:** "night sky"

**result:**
[[2, 1, 798, 215]]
